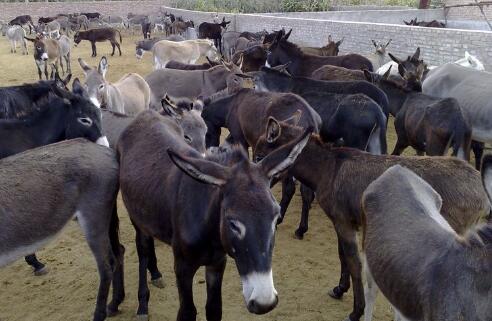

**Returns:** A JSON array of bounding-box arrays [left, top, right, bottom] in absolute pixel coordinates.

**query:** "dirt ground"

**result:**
[[0, 31, 417, 321]]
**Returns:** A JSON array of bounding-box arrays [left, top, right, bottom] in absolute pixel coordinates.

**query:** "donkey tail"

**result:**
[[481, 155, 492, 220], [367, 111, 388, 155], [109, 199, 123, 260], [450, 117, 472, 161]]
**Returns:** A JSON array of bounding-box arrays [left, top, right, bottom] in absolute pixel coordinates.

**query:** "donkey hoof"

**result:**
[[106, 307, 120, 317], [294, 229, 305, 240], [34, 266, 49, 276], [328, 287, 344, 300], [151, 277, 165, 289], [136, 314, 149, 321]]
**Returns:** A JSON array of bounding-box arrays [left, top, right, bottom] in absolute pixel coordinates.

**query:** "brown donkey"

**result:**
[[301, 35, 343, 56], [253, 121, 491, 321], [362, 164, 492, 321], [117, 110, 312, 321]]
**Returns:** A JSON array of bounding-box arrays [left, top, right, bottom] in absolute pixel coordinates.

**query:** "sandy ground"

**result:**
[[0, 30, 418, 321]]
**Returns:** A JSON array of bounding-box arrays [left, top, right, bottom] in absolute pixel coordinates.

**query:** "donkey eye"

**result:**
[[184, 135, 192, 144], [78, 117, 93, 126], [228, 219, 246, 240], [98, 84, 105, 90]]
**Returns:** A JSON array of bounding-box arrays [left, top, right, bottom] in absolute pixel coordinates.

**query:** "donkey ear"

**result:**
[[385, 39, 392, 48], [388, 53, 401, 64], [328, 34, 333, 43], [72, 78, 86, 96], [260, 127, 312, 179], [285, 29, 292, 40], [363, 69, 373, 82], [266, 117, 281, 143], [382, 65, 392, 80], [336, 38, 344, 47], [167, 149, 230, 186], [161, 94, 182, 119], [398, 64, 407, 78], [62, 73, 72, 85], [371, 40, 377, 47], [78, 57, 91, 73], [283, 110, 302, 126], [24, 37, 36, 42], [98, 56, 109, 77], [411, 47, 420, 61]]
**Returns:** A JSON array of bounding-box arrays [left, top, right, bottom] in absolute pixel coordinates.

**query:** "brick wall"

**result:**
[[445, 0, 492, 20], [162, 6, 492, 70], [0, 1, 172, 21]]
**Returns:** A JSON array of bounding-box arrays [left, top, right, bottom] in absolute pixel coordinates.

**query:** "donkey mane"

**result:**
[[0, 94, 63, 122], [205, 144, 249, 166], [278, 38, 304, 56], [0, 82, 57, 119]]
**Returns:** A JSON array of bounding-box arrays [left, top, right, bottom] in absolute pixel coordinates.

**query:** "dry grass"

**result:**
[[0, 30, 419, 321]]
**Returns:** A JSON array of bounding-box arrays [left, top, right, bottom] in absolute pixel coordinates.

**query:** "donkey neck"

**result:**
[[203, 94, 235, 127], [14, 104, 67, 145], [378, 82, 409, 116], [288, 136, 336, 192]]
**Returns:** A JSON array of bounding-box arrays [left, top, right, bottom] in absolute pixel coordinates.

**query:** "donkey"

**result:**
[[201, 88, 321, 238], [367, 65, 472, 160], [58, 34, 72, 75], [376, 47, 422, 77], [0, 139, 123, 321], [301, 35, 343, 56], [117, 108, 311, 321], [41, 20, 61, 38], [232, 45, 267, 72], [74, 28, 122, 57], [135, 35, 184, 59], [311, 65, 366, 81], [151, 38, 220, 70], [9, 15, 34, 34], [362, 164, 492, 321], [79, 56, 150, 115], [165, 58, 220, 70], [144, 62, 242, 108], [253, 121, 491, 321], [367, 39, 391, 70], [267, 29, 373, 77], [6, 25, 28, 55], [198, 17, 231, 54], [423, 63, 492, 170], [25, 36, 61, 80]]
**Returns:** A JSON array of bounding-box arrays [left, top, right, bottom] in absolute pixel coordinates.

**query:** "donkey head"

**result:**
[[265, 29, 292, 68], [78, 56, 110, 108], [388, 47, 422, 77], [50, 78, 108, 147], [161, 94, 207, 153], [168, 126, 312, 315], [372, 39, 391, 55], [25, 37, 49, 61], [220, 17, 231, 29], [253, 114, 304, 163], [326, 35, 343, 56]]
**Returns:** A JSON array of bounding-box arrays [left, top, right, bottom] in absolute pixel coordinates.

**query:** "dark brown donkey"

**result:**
[[253, 121, 491, 321], [362, 164, 492, 321], [266, 29, 373, 77], [301, 34, 343, 56], [118, 109, 311, 321], [74, 28, 122, 57], [0, 139, 124, 321], [366, 64, 472, 160]]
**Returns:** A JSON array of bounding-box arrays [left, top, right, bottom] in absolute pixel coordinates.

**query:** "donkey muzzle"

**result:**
[[241, 270, 278, 315]]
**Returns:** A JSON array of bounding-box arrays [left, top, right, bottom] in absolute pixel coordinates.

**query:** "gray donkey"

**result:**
[[0, 139, 124, 321], [362, 164, 492, 321]]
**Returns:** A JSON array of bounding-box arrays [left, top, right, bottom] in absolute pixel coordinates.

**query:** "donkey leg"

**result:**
[[175, 256, 200, 321], [363, 258, 379, 321], [107, 203, 126, 317], [25, 254, 47, 275], [43, 63, 49, 80], [328, 235, 350, 299], [472, 140, 484, 170], [205, 257, 227, 321], [147, 237, 165, 289], [116, 42, 122, 56], [295, 184, 315, 239], [278, 176, 296, 225], [391, 138, 408, 156], [110, 41, 116, 56], [135, 228, 153, 320], [91, 42, 97, 57], [337, 226, 364, 321], [82, 227, 115, 321]]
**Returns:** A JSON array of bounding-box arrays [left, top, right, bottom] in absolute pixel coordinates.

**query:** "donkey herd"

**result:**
[[1, 7, 492, 321]]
